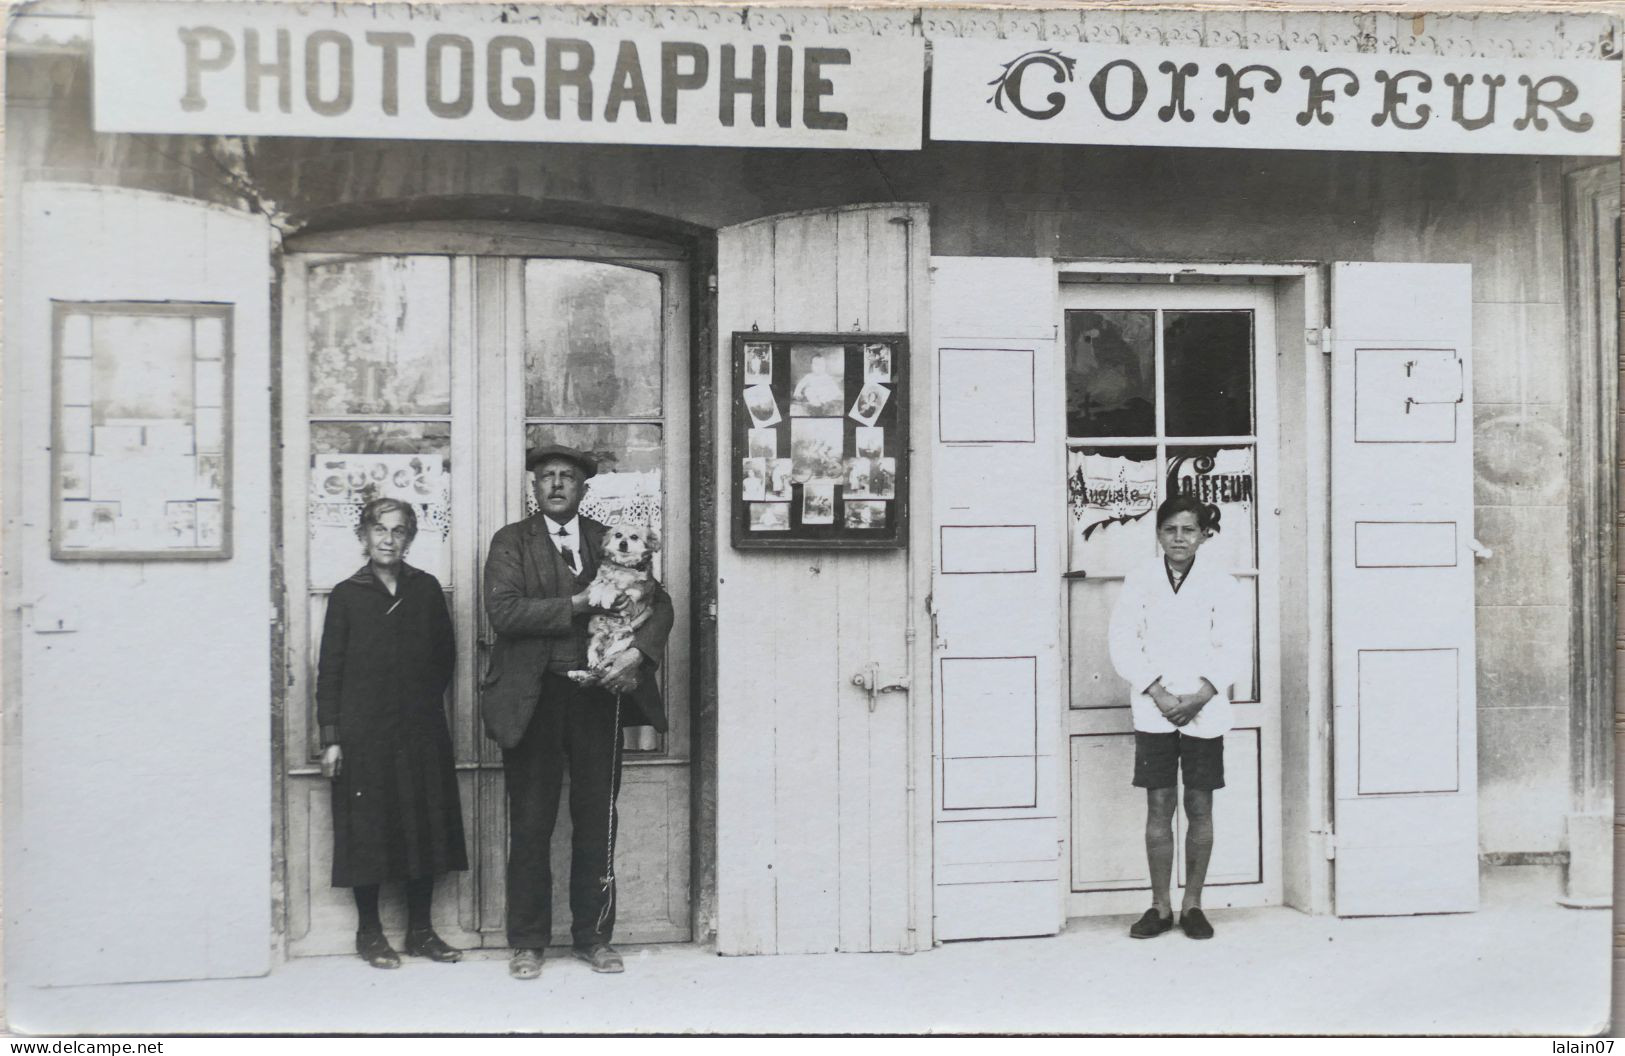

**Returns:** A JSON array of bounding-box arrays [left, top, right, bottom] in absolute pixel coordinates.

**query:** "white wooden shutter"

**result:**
[[929, 257, 1063, 939], [7, 185, 275, 983], [1330, 262, 1478, 916], [715, 204, 931, 954]]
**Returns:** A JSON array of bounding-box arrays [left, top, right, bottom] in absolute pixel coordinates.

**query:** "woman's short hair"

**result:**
[[356, 497, 419, 544], [1155, 493, 1221, 535]]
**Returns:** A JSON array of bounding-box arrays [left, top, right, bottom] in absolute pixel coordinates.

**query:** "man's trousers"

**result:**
[[502, 673, 625, 950]]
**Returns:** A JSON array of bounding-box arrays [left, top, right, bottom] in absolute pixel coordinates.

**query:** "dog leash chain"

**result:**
[[595, 690, 622, 935]]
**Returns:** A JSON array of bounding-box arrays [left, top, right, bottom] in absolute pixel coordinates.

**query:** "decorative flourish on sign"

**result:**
[[988, 49, 1076, 119]]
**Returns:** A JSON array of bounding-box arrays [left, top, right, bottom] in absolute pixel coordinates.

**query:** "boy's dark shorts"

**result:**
[[1133, 730, 1226, 791]]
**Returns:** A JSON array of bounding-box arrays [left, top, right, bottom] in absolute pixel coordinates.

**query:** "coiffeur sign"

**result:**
[[92, 3, 924, 149], [932, 38, 1622, 156]]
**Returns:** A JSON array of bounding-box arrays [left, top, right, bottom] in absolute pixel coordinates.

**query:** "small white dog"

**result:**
[[568, 523, 662, 688]]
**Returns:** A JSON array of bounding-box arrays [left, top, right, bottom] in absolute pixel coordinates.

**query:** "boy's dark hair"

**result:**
[[1155, 493, 1221, 535]]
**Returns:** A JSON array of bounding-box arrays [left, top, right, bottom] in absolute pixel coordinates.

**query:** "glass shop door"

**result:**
[[280, 239, 692, 955], [1060, 282, 1282, 918]]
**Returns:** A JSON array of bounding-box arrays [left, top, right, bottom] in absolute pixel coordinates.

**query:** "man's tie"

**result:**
[[556, 529, 579, 575]]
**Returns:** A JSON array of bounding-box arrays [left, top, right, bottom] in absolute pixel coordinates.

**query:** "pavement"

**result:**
[[5, 866, 1611, 1036]]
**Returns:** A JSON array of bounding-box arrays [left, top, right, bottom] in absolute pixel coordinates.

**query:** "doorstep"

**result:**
[[5, 866, 1609, 1036]]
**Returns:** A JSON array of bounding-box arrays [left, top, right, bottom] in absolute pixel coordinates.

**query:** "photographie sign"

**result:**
[[732, 332, 907, 550], [932, 38, 1622, 156], [92, 2, 925, 149]]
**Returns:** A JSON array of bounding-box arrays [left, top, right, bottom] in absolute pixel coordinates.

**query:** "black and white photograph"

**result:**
[[747, 427, 778, 461], [743, 342, 773, 385], [855, 426, 885, 462], [863, 342, 893, 384], [848, 381, 891, 427], [2, 0, 1620, 1042], [747, 503, 790, 532], [741, 457, 767, 501], [788, 345, 847, 417], [843, 499, 889, 530], [790, 417, 844, 484], [802, 482, 836, 525], [742, 383, 781, 428]]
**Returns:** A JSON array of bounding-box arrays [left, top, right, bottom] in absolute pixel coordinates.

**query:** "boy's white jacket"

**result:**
[[1107, 553, 1248, 739]]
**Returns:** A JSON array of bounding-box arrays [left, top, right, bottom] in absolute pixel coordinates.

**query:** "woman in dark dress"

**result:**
[[317, 498, 468, 969]]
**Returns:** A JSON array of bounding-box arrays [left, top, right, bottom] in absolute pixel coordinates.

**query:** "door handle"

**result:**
[[851, 662, 911, 712]]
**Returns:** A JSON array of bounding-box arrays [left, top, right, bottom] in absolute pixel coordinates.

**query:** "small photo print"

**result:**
[[789, 344, 846, 417], [743, 384, 782, 427], [802, 482, 835, 524], [766, 458, 794, 500], [742, 457, 768, 501], [790, 417, 844, 483], [845, 456, 873, 496], [863, 343, 893, 383], [867, 457, 897, 500], [744, 343, 773, 385], [59, 453, 90, 500], [844, 499, 888, 529], [165, 500, 198, 548], [89, 501, 121, 543], [849, 382, 891, 426], [196, 500, 223, 548], [748, 503, 791, 532], [855, 426, 884, 461], [748, 428, 778, 460], [60, 500, 91, 548]]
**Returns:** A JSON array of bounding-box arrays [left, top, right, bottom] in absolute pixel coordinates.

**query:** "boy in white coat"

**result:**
[[1108, 494, 1246, 940]]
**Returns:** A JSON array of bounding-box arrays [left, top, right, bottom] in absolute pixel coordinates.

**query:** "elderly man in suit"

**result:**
[[482, 444, 673, 979]]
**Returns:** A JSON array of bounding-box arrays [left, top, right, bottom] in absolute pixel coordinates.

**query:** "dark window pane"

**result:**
[[1065, 310, 1155, 437], [1163, 311, 1252, 436]]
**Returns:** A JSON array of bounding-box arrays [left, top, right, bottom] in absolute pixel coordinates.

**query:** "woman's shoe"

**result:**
[[404, 928, 463, 963], [356, 929, 401, 969]]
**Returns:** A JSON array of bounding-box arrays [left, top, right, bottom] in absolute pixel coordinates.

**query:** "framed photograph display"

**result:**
[[51, 301, 233, 560], [731, 332, 907, 549]]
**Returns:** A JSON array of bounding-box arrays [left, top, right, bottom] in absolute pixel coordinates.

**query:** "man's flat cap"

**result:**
[[526, 444, 598, 478]]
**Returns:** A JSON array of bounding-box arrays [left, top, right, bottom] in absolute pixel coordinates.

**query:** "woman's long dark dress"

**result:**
[[316, 562, 468, 887]]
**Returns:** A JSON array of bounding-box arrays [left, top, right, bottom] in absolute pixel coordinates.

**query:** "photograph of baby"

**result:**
[[748, 503, 790, 531], [744, 342, 773, 385], [748, 427, 778, 460], [849, 381, 890, 426], [848, 457, 896, 500], [743, 383, 782, 427], [790, 417, 844, 482], [802, 482, 835, 525], [844, 499, 887, 529], [766, 458, 793, 500], [789, 345, 846, 417], [742, 457, 768, 501], [863, 342, 892, 383], [854, 426, 884, 461]]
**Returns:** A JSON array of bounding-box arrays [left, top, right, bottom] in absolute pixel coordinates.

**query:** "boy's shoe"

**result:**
[[1179, 907, 1215, 940], [1128, 908, 1174, 939]]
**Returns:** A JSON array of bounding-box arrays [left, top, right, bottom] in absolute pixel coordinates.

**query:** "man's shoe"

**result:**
[[572, 943, 625, 973], [509, 947, 544, 980], [1179, 907, 1215, 939], [356, 930, 401, 969], [404, 928, 463, 963], [1128, 908, 1174, 939]]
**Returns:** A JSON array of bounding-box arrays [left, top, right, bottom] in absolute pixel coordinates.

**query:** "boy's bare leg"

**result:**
[[1181, 786, 1214, 912], [1145, 787, 1178, 917]]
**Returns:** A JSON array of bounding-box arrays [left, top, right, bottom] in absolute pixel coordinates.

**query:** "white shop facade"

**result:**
[[3, 3, 1619, 987]]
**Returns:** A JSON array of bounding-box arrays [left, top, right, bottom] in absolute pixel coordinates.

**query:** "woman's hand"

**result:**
[[321, 744, 343, 780]]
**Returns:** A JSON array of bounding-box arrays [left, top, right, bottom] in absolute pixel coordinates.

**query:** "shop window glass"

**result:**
[[524, 422, 664, 570], [1166, 445, 1258, 570], [307, 257, 452, 416], [1163, 310, 1253, 437], [1065, 309, 1155, 437], [1066, 445, 1156, 577], [308, 422, 451, 588], [524, 260, 662, 418]]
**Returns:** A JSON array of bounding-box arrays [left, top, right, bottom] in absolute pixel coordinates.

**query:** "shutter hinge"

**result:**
[[1317, 327, 1333, 357], [1322, 828, 1337, 860]]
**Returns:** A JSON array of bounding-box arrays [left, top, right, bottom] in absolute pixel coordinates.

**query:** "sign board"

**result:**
[[932, 38, 1622, 156], [92, 2, 925, 149]]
